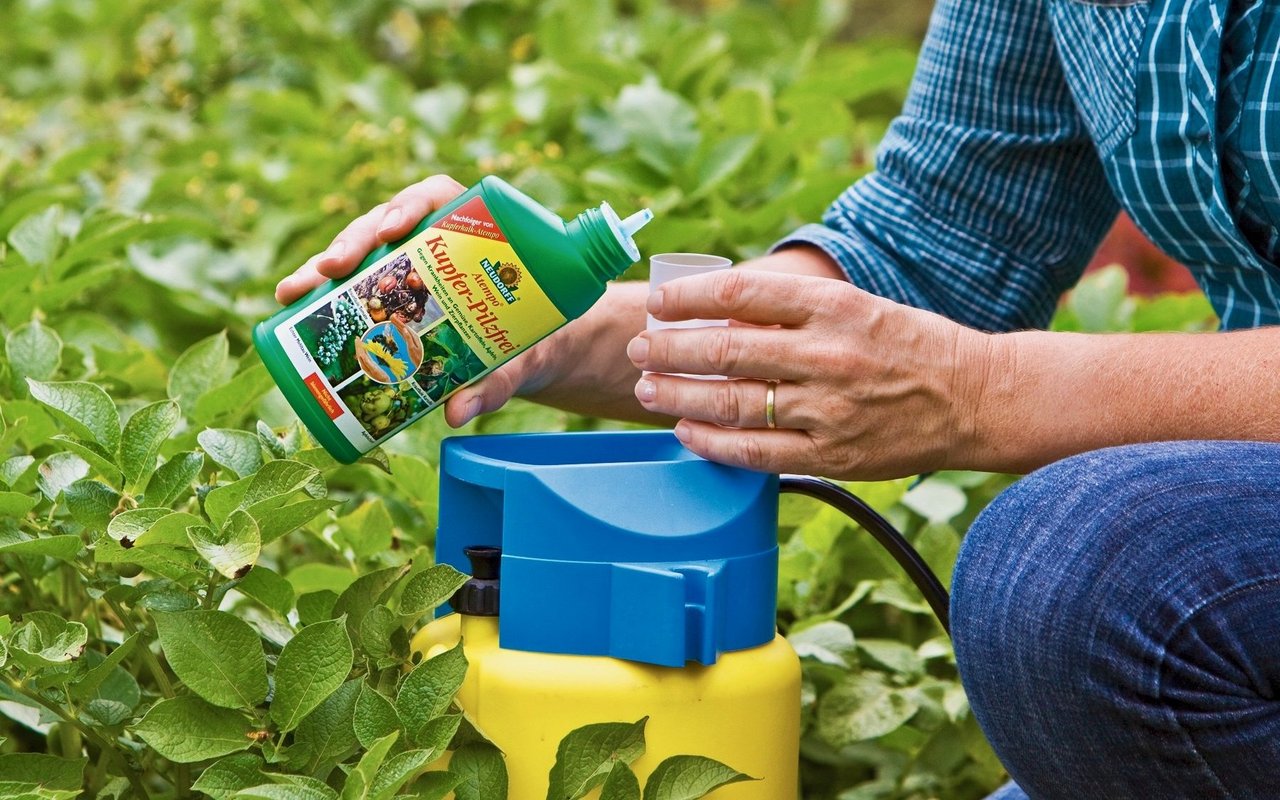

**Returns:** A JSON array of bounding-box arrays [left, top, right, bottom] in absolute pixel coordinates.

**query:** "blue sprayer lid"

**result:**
[[434, 430, 778, 667]]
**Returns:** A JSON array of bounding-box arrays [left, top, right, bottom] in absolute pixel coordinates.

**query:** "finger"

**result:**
[[275, 256, 325, 304], [313, 202, 391, 279], [635, 375, 816, 430], [375, 174, 467, 242], [673, 419, 817, 474], [650, 269, 839, 326], [442, 357, 530, 428], [626, 326, 815, 380]]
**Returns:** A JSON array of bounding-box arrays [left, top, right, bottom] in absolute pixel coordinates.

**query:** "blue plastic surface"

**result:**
[[435, 430, 779, 667]]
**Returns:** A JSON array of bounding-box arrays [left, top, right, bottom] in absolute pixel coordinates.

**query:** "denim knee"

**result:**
[[950, 441, 1280, 799]]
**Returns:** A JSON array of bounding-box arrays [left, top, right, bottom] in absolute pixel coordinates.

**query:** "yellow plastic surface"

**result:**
[[412, 614, 800, 800]]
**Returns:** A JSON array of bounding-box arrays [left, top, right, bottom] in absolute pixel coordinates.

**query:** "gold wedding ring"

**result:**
[[765, 381, 777, 429]]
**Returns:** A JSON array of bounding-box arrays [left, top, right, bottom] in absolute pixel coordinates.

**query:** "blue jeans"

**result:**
[[951, 442, 1280, 800]]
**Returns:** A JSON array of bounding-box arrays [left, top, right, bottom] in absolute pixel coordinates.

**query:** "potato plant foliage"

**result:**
[[0, 0, 1218, 798]]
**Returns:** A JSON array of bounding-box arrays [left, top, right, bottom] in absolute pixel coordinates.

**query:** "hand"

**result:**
[[274, 174, 467, 304], [625, 268, 992, 480]]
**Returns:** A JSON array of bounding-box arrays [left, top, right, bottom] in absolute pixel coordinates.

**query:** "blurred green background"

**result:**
[[0, 1, 1215, 799]]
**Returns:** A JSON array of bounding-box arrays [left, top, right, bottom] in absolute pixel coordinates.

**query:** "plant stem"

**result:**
[[104, 596, 174, 698], [201, 570, 223, 609], [5, 678, 149, 800]]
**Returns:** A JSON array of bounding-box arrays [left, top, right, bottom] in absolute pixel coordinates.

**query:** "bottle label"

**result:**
[[274, 196, 566, 451]]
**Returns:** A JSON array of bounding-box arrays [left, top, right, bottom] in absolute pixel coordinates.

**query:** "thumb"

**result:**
[[442, 361, 526, 428]]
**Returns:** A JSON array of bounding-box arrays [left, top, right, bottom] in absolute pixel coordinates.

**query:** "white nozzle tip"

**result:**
[[621, 208, 654, 237]]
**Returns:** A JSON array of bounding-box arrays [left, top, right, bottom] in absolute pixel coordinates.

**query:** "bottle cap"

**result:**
[[600, 203, 653, 264]]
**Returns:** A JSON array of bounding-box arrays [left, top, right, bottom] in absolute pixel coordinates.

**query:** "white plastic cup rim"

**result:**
[[649, 252, 734, 271]]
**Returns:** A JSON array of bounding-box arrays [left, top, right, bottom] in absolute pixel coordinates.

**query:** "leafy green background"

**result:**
[[0, 0, 1217, 799]]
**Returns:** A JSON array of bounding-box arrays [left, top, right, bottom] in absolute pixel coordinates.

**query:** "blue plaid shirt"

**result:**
[[777, 0, 1280, 331]]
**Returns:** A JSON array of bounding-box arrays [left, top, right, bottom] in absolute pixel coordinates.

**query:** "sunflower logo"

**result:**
[[496, 263, 522, 290]]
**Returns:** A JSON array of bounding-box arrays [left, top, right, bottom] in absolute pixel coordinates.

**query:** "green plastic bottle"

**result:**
[[253, 176, 653, 463]]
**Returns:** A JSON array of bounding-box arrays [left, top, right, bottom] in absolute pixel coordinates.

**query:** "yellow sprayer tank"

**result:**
[[420, 431, 800, 799]]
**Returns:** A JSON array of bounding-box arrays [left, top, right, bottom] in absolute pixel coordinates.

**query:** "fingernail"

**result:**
[[459, 397, 482, 425], [647, 290, 664, 316], [635, 378, 656, 402], [379, 208, 403, 235], [673, 421, 691, 443], [626, 336, 649, 364], [321, 242, 348, 264]]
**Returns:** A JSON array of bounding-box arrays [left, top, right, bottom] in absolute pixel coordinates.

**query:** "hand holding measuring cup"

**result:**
[[628, 258, 992, 481]]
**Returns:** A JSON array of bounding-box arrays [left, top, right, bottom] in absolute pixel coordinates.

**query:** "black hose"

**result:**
[[779, 475, 951, 634]]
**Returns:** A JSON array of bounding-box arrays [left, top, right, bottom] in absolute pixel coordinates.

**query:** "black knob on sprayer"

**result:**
[[450, 545, 501, 616]]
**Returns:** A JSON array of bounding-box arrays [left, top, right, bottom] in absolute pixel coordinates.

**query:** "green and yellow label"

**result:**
[[276, 195, 564, 452]]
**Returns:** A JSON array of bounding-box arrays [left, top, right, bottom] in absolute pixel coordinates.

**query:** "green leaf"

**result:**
[[62, 478, 119, 530], [369, 747, 436, 800], [194, 362, 275, 424], [599, 762, 641, 800], [236, 567, 295, 618], [692, 134, 759, 197], [386, 453, 437, 530], [900, 480, 966, 524], [398, 564, 469, 619], [93, 535, 203, 582], [788, 621, 857, 667], [7, 207, 61, 266], [546, 718, 648, 800], [205, 475, 251, 528], [857, 639, 924, 679], [640, 755, 756, 800], [342, 731, 399, 800], [144, 451, 205, 507], [293, 679, 360, 773], [296, 590, 340, 625], [131, 511, 205, 547], [357, 605, 398, 661], [192, 753, 267, 800], [271, 617, 354, 732], [48, 435, 122, 483], [816, 673, 921, 746], [0, 491, 39, 518], [120, 400, 180, 486], [134, 696, 252, 763], [7, 612, 88, 671], [238, 460, 323, 511], [395, 642, 467, 743], [256, 500, 337, 544], [289, 566, 356, 596], [415, 713, 462, 753], [354, 683, 402, 749], [400, 772, 462, 800], [199, 429, 265, 479], [1067, 265, 1133, 332], [335, 500, 393, 561], [332, 565, 409, 644], [168, 331, 233, 409], [155, 610, 269, 709], [189, 510, 261, 579], [0, 455, 35, 487], [6, 319, 62, 383], [70, 633, 140, 701], [257, 421, 301, 459], [107, 507, 170, 545], [0, 754, 85, 796], [0, 534, 81, 560], [36, 452, 88, 501], [237, 783, 339, 800], [913, 522, 960, 591], [448, 741, 508, 800], [26, 380, 120, 455]]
